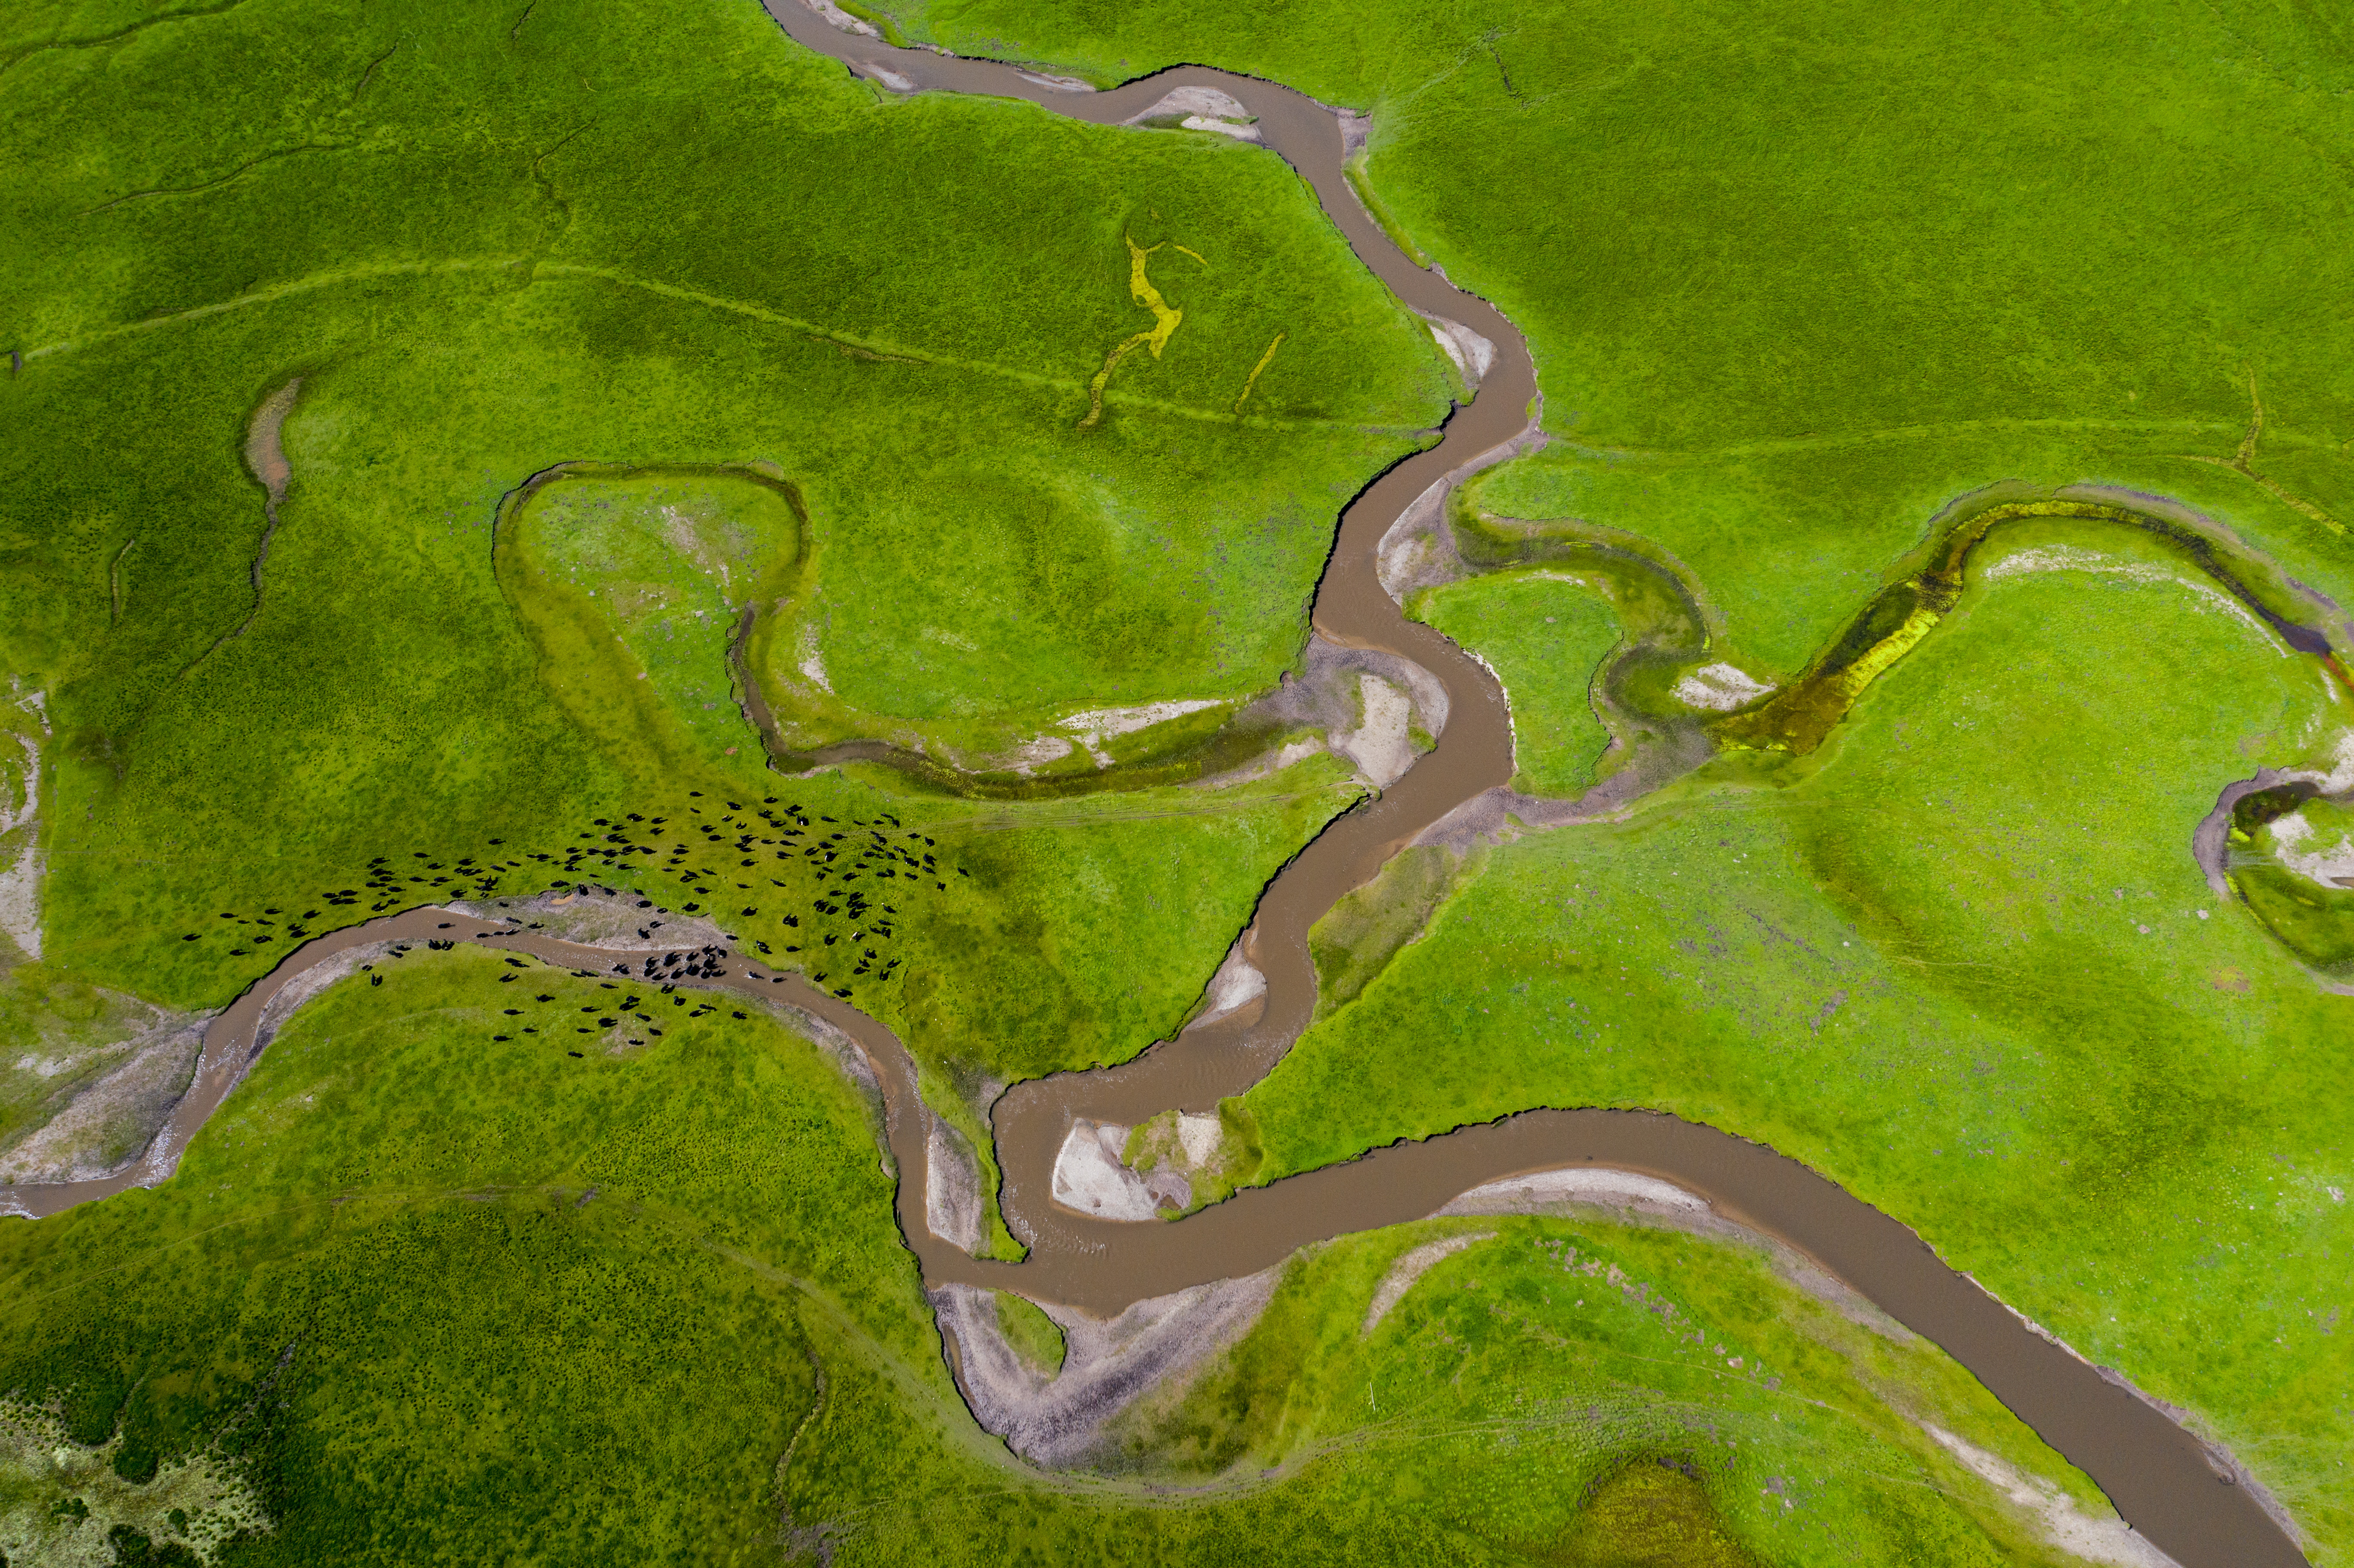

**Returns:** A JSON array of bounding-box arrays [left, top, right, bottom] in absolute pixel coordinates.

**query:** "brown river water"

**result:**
[[4, 11, 2310, 1564]]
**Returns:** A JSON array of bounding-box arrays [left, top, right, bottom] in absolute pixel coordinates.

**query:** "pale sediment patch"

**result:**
[[1337, 109, 1370, 159], [1179, 115, 1259, 142], [459, 888, 726, 952], [1671, 661, 1776, 713], [2267, 807, 2354, 888], [1195, 938, 1266, 1026], [2317, 730, 2354, 793], [1191, 736, 1324, 791], [1213, 635, 1444, 790], [796, 625, 834, 694], [1924, 1425, 2182, 1568], [1373, 416, 1550, 604], [0, 1014, 205, 1186], [1376, 470, 1463, 603], [1050, 1120, 1161, 1221], [1439, 1166, 1714, 1222], [990, 733, 1077, 777], [1435, 1166, 1918, 1343], [857, 61, 916, 92], [242, 377, 301, 508], [1176, 1112, 1220, 1166], [1333, 673, 1415, 787], [1981, 544, 2284, 651], [1117, 1109, 1223, 1213], [0, 1395, 271, 1565], [1363, 1230, 1495, 1335], [1124, 86, 1261, 141], [931, 1267, 1281, 1467], [0, 690, 50, 962], [1417, 312, 1495, 388], [925, 1110, 984, 1254], [796, 0, 878, 36], [248, 939, 405, 1057], [2195, 743, 2354, 907], [1059, 697, 1226, 737]]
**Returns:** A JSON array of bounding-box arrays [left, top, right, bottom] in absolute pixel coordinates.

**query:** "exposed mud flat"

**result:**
[[1926, 1426, 2182, 1568], [3, 895, 2306, 1563], [0, 1008, 205, 1187], [925, 1110, 985, 1252], [452, 887, 728, 952]]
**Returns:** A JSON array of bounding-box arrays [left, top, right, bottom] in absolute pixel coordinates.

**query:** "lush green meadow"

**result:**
[[9, 0, 2353, 1559], [1410, 571, 1620, 798], [0, 0, 1455, 1135], [880, 0, 2354, 673], [1235, 553, 2354, 1550], [1122, 1214, 2124, 1568], [0, 948, 2125, 1565]]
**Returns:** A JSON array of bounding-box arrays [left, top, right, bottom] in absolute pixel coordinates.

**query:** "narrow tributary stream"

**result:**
[[3, 11, 2312, 1564]]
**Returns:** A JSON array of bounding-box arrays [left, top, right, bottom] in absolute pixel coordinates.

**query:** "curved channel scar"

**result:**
[[1079, 237, 1195, 429], [183, 376, 302, 675]]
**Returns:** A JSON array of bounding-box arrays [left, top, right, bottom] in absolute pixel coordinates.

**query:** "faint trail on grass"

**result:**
[[2171, 370, 2348, 536], [77, 144, 349, 216], [10, 257, 1424, 439], [1553, 414, 2253, 464], [17, 257, 529, 364], [535, 261, 1426, 434]]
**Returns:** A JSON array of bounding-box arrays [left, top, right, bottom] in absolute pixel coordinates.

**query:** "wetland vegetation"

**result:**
[[7, 0, 2352, 1559]]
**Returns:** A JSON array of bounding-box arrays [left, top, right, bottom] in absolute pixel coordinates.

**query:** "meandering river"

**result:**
[[3, 10, 2313, 1565]]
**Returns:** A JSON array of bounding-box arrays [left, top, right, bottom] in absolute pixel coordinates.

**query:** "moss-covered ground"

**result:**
[[1239, 550, 2354, 1551], [0, 948, 2130, 1565]]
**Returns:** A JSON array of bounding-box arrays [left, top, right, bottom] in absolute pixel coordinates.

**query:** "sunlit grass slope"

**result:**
[[0, 0, 1450, 1067], [1237, 556, 2354, 1549], [881, 0, 2354, 662], [0, 949, 2127, 1565]]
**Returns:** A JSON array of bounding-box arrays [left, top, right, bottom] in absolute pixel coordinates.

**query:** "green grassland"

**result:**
[[1119, 1215, 2124, 1568], [501, 465, 809, 775], [995, 1290, 1067, 1377], [1408, 572, 1622, 797], [0, 947, 2133, 1565], [1234, 553, 2354, 1551], [875, 0, 2354, 675], [0, 0, 1454, 1112]]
